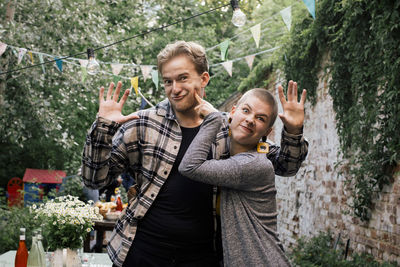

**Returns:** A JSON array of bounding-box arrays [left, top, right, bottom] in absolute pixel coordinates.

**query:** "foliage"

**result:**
[[57, 176, 87, 202], [31, 195, 102, 250], [282, 0, 400, 221], [290, 232, 398, 267]]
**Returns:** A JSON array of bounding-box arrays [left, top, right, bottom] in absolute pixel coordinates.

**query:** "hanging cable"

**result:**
[[0, 2, 230, 76]]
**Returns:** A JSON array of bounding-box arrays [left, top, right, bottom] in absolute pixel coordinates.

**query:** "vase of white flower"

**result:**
[[31, 195, 102, 266]]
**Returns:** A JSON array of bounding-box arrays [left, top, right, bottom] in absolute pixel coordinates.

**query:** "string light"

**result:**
[[86, 48, 100, 75], [230, 0, 246, 27]]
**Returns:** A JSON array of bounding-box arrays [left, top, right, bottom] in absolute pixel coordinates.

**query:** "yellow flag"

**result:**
[[131, 77, 139, 95], [28, 51, 34, 64]]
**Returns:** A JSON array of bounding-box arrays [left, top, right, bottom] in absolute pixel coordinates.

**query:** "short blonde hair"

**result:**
[[157, 41, 209, 75]]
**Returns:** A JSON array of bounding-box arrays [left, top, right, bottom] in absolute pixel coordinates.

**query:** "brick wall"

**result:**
[[271, 75, 400, 264]]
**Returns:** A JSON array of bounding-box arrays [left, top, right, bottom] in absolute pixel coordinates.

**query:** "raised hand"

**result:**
[[194, 93, 218, 118], [278, 80, 307, 134], [98, 81, 139, 123]]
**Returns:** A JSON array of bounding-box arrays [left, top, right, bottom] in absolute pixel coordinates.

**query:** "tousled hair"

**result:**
[[157, 41, 209, 75], [237, 88, 278, 128]]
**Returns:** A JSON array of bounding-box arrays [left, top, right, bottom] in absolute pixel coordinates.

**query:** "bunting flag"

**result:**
[[111, 63, 124, 76], [0, 42, 7, 56], [302, 0, 315, 19], [219, 40, 229, 61], [151, 69, 159, 91], [140, 97, 148, 110], [250, 23, 261, 48], [245, 55, 255, 70], [131, 77, 139, 95], [55, 57, 63, 72], [222, 61, 233, 77], [38, 54, 46, 74], [280, 6, 292, 31], [17, 48, 27, 65], [140, 65, 153, 82], [28, 51, 34, 64]]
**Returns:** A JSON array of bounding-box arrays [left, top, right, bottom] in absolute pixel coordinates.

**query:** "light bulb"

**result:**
[[232, 8, 246, 27], [87, 48, 100, 75]]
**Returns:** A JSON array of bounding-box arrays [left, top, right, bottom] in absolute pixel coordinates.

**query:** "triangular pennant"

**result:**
[[55, 57, 63, 72], [79, 59, 88, 67], [0, 42, 8, 56], [140, 65, 153, 82], [250, 23, 261, 48], [111, 64, 124, 76], [219, 40, 230, 61], [221, 61, 233, 77], [28, 51, 34, 64], [302, 0, 315, 19], [38, 54, 46, 74], [280, 6, 292, 31], [17, 48, 27, 65], [81, 66, 87, 83], [245, 55, 255, 70], [151, 69, 159, 91], [140, 97, 147, 110], [131, 77, 139, 95]]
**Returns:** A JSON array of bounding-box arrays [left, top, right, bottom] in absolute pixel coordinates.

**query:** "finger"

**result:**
[[119, 89, 130, 106], [278, 85, 287, 105], [293, 81, 298, 102], [287, 80, 293, 101], [113, 81, 122, 102], [194, 92, 203, 104], [99, 86, 105, 103], [106, 82, 114, 100], [300, 89, 307, 105]]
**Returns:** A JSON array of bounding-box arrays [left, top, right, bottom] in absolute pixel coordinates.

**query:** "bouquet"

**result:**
[[31, 195, 102, 250]]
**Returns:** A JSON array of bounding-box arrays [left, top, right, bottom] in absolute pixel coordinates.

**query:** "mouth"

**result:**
[[172, 95, 186, 101], [239, 124, 253, 133]]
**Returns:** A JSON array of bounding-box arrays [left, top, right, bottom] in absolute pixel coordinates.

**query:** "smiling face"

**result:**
[[229, 96, 274, 153], [162, 55, 209, 115]]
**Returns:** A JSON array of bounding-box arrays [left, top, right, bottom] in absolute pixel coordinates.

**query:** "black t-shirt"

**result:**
[[134, 125, 214, 256]]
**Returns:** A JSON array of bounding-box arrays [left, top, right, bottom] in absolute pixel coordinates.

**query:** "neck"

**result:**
[[174, 108, 203, 128], [229, 139, 256, 155]]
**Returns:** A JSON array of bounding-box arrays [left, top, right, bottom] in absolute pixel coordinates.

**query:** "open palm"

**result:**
[[98, 81, 139, 123], [278, 80, 307, 134]]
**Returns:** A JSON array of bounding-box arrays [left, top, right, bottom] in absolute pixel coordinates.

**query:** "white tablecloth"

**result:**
[[0, 250, 112, 267]]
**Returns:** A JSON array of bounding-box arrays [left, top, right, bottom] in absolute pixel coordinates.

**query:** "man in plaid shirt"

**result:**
[[82, 41, 308, 267]]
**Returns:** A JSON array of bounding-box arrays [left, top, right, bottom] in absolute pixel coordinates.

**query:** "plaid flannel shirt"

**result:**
[[81, 99, 308, 266]]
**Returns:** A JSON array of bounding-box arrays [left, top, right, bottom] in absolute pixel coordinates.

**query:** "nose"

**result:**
[[245, 116, 255, 126], [171, 80, 182, 94]]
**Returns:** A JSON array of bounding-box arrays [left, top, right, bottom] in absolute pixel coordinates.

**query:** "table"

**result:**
[[84, 220, 116, 253], [0, 250, 112, 267]]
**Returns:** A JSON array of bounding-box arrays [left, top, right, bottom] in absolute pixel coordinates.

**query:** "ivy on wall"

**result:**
[[283, 0, 400, 221]]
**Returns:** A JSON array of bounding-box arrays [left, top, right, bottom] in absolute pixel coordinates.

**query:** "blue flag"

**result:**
[[140, 97, 147, 110], [55, 57, 63, 72], [302, 0, 315, 19]]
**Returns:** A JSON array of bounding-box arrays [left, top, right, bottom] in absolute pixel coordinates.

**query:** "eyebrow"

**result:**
[[243, 103, 269, 118], [162, 72, 190, 80]]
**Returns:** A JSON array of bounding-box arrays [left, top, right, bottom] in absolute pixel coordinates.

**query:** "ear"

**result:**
[[200, 72, 210, 88], [229, 105, 236, 118]]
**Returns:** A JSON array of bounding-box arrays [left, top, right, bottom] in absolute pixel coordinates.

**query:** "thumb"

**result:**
[[121, 113, 139, 123], [278, 113, 287, 124]]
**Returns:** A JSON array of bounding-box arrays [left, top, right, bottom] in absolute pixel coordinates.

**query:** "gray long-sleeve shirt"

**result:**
[[179, 112, 308, 267]]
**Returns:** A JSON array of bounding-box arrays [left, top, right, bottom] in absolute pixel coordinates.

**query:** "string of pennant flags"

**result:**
[[0, 0, 315, 107]]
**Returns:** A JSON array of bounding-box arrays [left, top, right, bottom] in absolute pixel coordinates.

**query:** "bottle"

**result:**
[[27, 231, 41, 267], [116, 195, 123, 212], [36, 230, 46, 267], [15, 228, 28, 267]]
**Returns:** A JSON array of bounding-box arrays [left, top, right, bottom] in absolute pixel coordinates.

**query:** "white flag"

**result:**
[[280, 6, 292, 31], [245, 55, 255, 70], [38, 54, 46, 74], [250, 23, 261, 48], [140, 65, 153, 82], [111, 64, 124, 75], [0, 42, 7, 56], [222, 61, 233, 77], [17, 48, 27, 65]]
